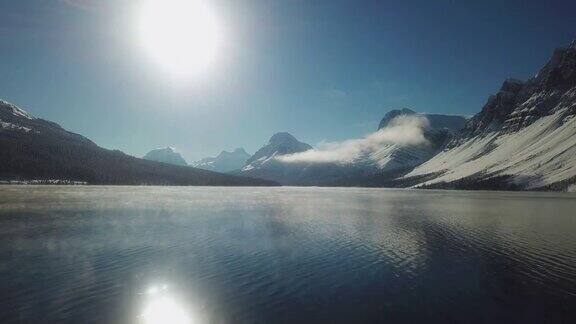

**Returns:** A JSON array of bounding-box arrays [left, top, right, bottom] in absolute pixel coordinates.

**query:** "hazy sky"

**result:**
[[1, 0, 575, 161]]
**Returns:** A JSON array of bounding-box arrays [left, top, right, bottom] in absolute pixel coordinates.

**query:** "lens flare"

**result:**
[[138, 0, 222, 77]]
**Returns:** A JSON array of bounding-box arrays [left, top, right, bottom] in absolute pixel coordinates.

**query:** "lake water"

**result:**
[[0, 186, 575, 323]]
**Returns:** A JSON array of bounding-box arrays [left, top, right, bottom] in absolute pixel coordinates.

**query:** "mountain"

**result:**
[[402, 40, 576, 191], [143, 147, 188, 166], [242, 41, 576, 191], [243, 132, 313, 171], [190, 148, 250, 172], [234, 41, 576, 190], [233, 132, 319, 184], [234, 112, 468, 185], [368, 109, 467, 173], [0, 100, 277, 186], [378, 108, 467, 131]]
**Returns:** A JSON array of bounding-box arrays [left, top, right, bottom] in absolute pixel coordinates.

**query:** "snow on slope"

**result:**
[[0, 99, 35, 120], [1, 100, 36, 133], [242, 132, 312, 171], [237, 114, 465, 185], [366, 111, 466, 172], [406, 39, 576, 190], [368, 142, 436, 171], [0, 121, 32, 133], [277, 113, 464, 174], [408, 101, 576, 188]]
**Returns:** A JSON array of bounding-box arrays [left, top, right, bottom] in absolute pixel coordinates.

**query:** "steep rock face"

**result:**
[[407, 41, 576, 190], [462, 41, 576, 138], [0, 100, 277, 186], [191, 148, 250, 172], [143, 147, 188, 166]]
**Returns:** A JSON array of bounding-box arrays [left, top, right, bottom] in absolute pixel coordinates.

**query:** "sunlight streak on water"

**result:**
[[140, 284, 194, 324]]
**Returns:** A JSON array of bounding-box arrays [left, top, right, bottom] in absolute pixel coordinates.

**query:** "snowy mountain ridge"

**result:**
[[405, 40, 576, 190], [242, 132, 313, 171], [0, 99, 36, 120], [191, 148, 251, 172], [235, 114, 467, 185]]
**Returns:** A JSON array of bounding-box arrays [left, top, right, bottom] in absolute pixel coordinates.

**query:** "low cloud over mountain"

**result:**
[[277, 115, 430, 164]]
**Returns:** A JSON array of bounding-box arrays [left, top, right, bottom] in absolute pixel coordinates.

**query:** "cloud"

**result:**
[[277, 115, 430, 164]]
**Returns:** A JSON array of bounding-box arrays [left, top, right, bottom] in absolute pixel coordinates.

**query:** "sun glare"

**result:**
[[140, 284, 194, 324], [138, 0, 222, 77]]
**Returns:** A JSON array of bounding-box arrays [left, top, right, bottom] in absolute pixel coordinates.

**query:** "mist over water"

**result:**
[[0, 186, 575, 323]]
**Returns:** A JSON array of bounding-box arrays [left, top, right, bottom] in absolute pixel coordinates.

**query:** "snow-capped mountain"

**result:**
[[1, 99, 36, 120], [243, 132, 313, 171], [235, 114, 466, 185], [366, 108, 467, 173], [1, 99, 97, 145], [404, 40, 576, 191], [4, 39, 574, 190], [190, 148, 250, 172], [238, 40, 576, 191], [232, 132, 320, 184], [143, 147, 188, 166], [0, 100, 276, 186]]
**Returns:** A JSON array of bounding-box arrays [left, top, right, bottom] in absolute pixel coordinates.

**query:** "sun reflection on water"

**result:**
[[140, 284, 194, 324]]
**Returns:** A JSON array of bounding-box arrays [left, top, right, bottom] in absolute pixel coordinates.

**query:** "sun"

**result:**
[[138, 0, 222, 77]]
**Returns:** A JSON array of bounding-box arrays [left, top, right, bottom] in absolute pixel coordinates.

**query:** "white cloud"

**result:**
[[277, 115, 430, 164]]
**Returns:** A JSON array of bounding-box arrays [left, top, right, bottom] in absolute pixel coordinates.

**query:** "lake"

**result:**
[[0, 186, 575, 323]]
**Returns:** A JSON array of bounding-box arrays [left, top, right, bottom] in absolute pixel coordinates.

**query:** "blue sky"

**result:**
[[1, 0, 575, 161]]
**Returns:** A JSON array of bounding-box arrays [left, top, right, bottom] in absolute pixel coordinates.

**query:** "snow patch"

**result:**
[[0, 100, 36, 119], [1, 120, 32, 132]]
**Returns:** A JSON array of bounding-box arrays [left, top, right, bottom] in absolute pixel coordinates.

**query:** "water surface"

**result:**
[[0, 186, 575, 323]]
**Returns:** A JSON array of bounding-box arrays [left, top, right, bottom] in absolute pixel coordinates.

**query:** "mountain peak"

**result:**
[[0, 99, 36, 120], [243, 132, 312, 169], [233, 147, 248, 155], [269, 132, 300, 145], [378, 108, 466, 132], [158, 147, 176, 153], [215, 147, 250, 159], [191, 148, 250, 172], [534, 41, 576, 89], [378, 108, 416, 130], [143, 147, 187, 166], [465, 40, 576, 136]]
